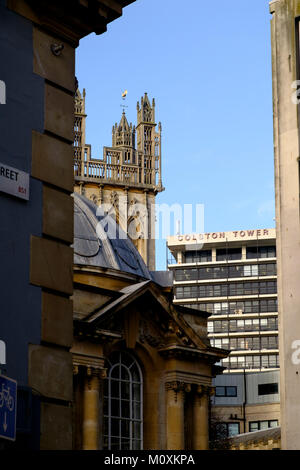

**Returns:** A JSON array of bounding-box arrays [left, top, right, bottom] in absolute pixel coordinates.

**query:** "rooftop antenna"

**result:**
[[176, 220, 181, 236]]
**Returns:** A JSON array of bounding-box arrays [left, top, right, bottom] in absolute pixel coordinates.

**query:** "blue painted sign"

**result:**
[[0, 375, 17, 441]]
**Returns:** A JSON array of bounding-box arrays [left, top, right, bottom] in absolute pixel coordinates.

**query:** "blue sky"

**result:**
[[75, 0, 275, 270]]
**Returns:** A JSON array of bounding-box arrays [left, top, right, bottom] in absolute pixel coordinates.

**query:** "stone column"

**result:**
[[192, 385, 210, 450], [82, 367, 101, 450], [98, 184, 104, 204], [165, 381, 187, 450]]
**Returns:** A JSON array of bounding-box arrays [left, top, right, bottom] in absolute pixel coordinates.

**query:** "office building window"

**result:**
[[207, 317, 277, 334], [258, 383, 278, 395], [247, 246, 276, 259], [216, 248, 242, 261], [215, 386, 237, 397], [216, 422, 240, 438], [185, 250, 212, 263], [223, 355, 279, 371], [175, 263, 277, 282], [174, 269, 198, 281], [198, 299, 277, 316], [249, 420, 278, 432]]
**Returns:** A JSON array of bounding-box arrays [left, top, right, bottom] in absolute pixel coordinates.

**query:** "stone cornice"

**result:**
[[72, 351, 106, 371], [158, 344, 227, 362], [165, 381, 192, 393], [8, 0, 135, 46]]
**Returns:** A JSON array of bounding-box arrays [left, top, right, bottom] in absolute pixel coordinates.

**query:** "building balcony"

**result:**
[[209, 330, 278, 337], [168, 257, 277, 268], [74, 158, 163, 192], [173, 276, 277, 285]]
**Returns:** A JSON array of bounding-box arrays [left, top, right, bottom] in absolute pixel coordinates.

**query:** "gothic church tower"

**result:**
[[73, 90, 164, 271]]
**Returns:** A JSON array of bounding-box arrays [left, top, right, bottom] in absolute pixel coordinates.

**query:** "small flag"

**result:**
[[122, 90, 128, 99]]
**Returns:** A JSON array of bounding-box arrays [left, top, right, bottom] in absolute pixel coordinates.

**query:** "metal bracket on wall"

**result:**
[[50, 43, 64, 56]]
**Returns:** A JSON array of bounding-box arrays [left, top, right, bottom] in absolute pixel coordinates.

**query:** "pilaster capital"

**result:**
[[195, 385, 214, 397], [86, 366, 106, 379], [165, 381, 191, 393]]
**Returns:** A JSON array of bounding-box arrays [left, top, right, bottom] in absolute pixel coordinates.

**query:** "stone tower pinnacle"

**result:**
[[73, 89, 164, 270]]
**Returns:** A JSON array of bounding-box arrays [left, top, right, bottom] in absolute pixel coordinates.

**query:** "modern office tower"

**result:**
[[270, 0, 300, 450], [167, 228, 278, 373]]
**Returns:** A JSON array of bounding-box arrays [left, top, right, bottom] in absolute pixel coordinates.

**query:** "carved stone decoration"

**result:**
[[98, 184, 104, 204], [139, 317, 166, 349], [90, 193, 98, 205], [79, 182, 85, 196], [165, 381, 190, 393], [165, 381, 191, 403], [110, 191, 119, 209], [196, 385, 213, 397]]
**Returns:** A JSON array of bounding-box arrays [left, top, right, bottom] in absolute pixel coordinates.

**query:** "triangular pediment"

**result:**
[[78, 280, 227, 361]]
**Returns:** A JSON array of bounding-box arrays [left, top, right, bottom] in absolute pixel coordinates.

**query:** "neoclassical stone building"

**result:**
[[71, 193, 228, 450]]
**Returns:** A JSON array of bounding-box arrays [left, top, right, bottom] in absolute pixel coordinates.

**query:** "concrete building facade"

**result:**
[[167, 229, 278, 373], [270, 0, 300, 450], [211, 370, 280, 437]]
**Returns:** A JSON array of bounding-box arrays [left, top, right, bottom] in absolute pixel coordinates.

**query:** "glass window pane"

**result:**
[[121, 400, 130, 418], [111, 418, 120, 437], [260, 421, 269, 430], [250, 422, 259, 432], [120, 439, 130, 450], [111, 380, 119, 398], [111, 399, 120, 417], [133, 383, 141, 401], [228, 423, 239, 437], [215, 386, 225, 397], [110, 438, 120, 450], [111, 365, 120, 379], [121, 381, 130, 400], [226, 387, 237, 397], [133, 421, 141, 439], [121, 419, 130, 437], [132, 401, 141, 419], [132, 439, 142, 450]]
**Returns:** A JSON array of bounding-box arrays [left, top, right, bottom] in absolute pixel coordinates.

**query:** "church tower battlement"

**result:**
[[73, 90, 164, 271]]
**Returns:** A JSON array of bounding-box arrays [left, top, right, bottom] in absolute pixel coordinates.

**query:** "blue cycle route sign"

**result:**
[[0, 375, 17, 441]]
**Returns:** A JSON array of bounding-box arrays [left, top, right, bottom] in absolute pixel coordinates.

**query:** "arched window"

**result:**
[[103, 351, 143, 450]]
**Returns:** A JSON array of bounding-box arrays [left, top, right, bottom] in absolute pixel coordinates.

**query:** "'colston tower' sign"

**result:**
[[173, 228, 275, 244]]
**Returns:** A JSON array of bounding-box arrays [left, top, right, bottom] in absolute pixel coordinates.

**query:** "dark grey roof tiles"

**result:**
[[74, 193, 151, 280]]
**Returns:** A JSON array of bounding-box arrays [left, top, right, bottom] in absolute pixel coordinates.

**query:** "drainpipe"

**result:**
[[243, 369, 247, 433]]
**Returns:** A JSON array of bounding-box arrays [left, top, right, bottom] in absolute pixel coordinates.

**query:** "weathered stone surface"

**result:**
[[43, 186, 74, 243], [30, 235, 73, 295], [42, 292, 73, 347], [28, 344, 73, 401]]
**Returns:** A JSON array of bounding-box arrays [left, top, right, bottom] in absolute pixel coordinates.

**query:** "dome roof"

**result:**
[[74, 193, 151, 280]]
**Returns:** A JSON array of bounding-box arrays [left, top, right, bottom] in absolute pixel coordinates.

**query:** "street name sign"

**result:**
[[0, 162, 29, 200]]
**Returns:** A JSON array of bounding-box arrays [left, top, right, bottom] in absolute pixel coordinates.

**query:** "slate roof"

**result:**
[[74, 193, 151, 280]]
